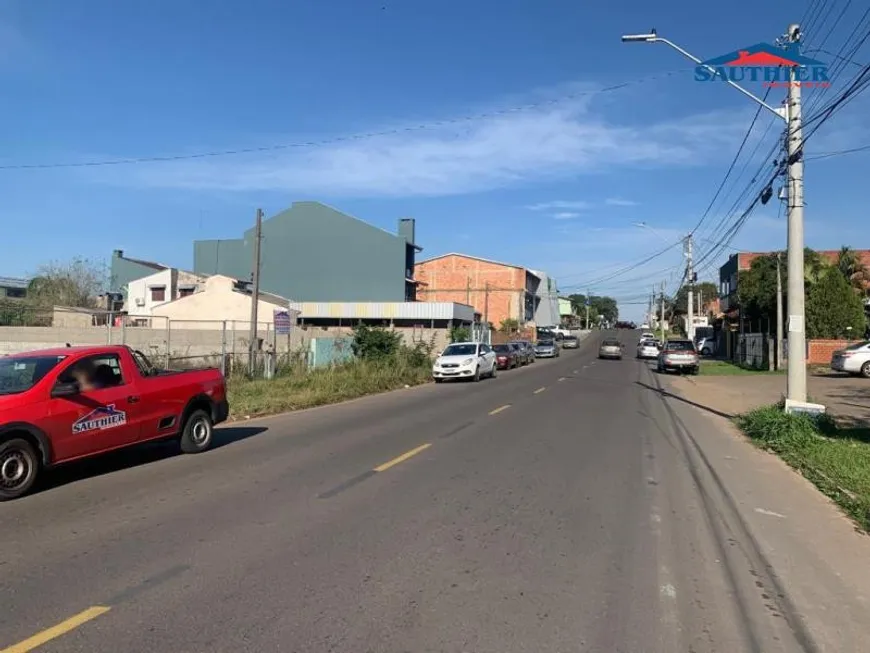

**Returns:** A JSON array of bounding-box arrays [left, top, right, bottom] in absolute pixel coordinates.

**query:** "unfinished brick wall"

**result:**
[[807, 339, 849, 365], [415, 255, 526, 327]]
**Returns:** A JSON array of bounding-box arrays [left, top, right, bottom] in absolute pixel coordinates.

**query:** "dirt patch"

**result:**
[[662, 369, 869, 426]]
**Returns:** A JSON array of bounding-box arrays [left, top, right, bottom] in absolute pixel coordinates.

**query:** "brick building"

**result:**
[[414, 253, 542, 328]]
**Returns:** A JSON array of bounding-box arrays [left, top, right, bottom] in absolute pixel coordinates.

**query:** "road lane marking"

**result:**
[[533, 387, 546, 394], [373, 443, 432, 472], [489, 404, 511, 415], [755, 507, 786, 519], [1, 606, 110, 653], [558, 377, 566, 382]]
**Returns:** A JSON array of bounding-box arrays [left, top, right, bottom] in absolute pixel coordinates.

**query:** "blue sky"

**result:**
[[2, 0, 869, 322]]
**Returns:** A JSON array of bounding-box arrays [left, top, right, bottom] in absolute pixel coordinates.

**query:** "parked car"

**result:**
[[511, 340, 536, 365], [432, 342, 497, 383], [637, 339, 660, 359], [598, 338, 623, 360], [535, 339, 559, 358], [696, 336, 717, 356], [657, 339, 700, 374], [640, 332, 656, 342], [0, 345, 229, 500], [561, 335, 579, 349], [830, 340, 870, 378], [492, 343, 520, 370]]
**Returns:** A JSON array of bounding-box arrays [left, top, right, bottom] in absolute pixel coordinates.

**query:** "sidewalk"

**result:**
[[665, 368, 869, 427]]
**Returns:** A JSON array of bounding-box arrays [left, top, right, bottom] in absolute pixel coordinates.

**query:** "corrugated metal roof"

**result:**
[[289, 301, 474, 321], [0, 276, 30, 289]]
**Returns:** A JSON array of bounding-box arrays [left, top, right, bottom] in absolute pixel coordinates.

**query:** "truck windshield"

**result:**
[[0, 355, 67, 395]]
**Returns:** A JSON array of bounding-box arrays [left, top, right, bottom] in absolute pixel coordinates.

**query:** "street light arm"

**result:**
[[643, 36, 787, 122]]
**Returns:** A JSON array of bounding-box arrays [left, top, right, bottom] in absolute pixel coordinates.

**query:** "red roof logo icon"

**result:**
[[723, 50, 799, 66]]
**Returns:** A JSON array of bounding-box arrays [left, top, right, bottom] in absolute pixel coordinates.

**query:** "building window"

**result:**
[[150, 286, 166, 302], [178, 287, 195, 298]]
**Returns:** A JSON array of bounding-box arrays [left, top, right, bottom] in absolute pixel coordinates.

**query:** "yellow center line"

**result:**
[[534, 387, 546, 394], [1, 606, 110, 653], [373, 443, 432, 472], [489, 404, 511, 415]]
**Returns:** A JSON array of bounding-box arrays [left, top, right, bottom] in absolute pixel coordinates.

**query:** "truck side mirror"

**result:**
[[51, 381, 80, 398]]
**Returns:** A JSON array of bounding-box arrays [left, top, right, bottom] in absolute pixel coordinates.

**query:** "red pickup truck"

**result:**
[[0, 345, 229, 500]]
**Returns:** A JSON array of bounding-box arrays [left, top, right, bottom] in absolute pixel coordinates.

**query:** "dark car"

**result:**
[[492, 343, 520, 370], [657, 339, 700, 374], [511, 340, 535, 365]]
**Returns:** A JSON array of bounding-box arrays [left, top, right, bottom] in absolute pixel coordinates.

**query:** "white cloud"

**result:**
[[552, 211, 581, 220], [605, 197, 638, 207], [98, 90, 759, 198], [527, 200, 591, 211]]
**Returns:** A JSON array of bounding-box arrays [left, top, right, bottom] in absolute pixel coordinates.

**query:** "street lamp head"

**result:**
[[621, 29, 657, 43]]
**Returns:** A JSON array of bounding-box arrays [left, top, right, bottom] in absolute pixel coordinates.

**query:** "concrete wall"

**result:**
[[193, 202, 414, 303], [415, 255, 527, 327]]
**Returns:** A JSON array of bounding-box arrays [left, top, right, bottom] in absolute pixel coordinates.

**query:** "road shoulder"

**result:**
[[650, 370, 870, 652]]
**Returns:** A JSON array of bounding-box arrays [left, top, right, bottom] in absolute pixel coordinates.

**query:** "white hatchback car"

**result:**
[[432, 342, 498, 383]]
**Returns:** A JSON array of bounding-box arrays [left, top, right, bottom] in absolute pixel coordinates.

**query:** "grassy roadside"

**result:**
[[227, 357, 431, 419], [737, 404, 870, 531], [700, 360, 784, 376]]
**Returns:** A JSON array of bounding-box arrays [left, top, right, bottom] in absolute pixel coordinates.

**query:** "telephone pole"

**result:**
[[585, 289, 591, 330], [685, 234, 695, 342], [483, 282, 490, 342], [659, 281, 666, 345], [785, 23, 808, 403], [466, 276, 471, 305], [248, 208, 263, 375], [776, 251, 784, 370]]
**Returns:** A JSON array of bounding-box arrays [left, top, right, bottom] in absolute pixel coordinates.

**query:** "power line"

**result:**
[[0, 69, 690, 171], [559, 239, 683, 290], [805, 142, 870, 159]]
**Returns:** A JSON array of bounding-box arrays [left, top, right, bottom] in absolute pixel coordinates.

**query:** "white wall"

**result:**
[[126, 269, 174, 318], [151, 275, 296, 329]]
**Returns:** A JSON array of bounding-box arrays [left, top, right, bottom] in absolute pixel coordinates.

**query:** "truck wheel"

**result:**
[[0, 438, 39, 501], [180, 409, 214, 454]]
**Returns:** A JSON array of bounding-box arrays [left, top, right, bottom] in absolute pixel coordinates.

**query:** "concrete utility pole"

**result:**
[[466, 276, 471, 305], [483, 282, 490, 334], [248, 208, 263, 375], [776, 251, 784, 370], [621, 24, 809, 408], [659, 281, 666, 345], [686, 234, 695, 342], [785, 23, 807, 402], [585, 289, 591, 330]]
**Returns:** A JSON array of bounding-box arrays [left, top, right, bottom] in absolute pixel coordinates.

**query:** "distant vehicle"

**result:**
[[830, 340, 870, 378], [614, 321, 636, 330], [657, 339, 700, 375], [433, 342, 497, 383], [0, 345, 229, 500], [598, 338, 623, 360], [637, 339, 660, 359], [534, 339, 560, 358], [639, 323, 650, 330], [561, 335, 579, 349], [492, 343, 520, 370], [640, 332, 656, 342]]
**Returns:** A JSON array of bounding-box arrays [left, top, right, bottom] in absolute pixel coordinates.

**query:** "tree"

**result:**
[[835, 246, 869, 292], [806, 268, 866, 339], [739, 253, 781, 325], [672, 281, 718, 314], [27, 257, 107, 308], [499, 318, 520, 334]]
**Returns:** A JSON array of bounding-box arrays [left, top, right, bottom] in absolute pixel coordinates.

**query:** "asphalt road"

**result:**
[[1, 333, 867, 652]]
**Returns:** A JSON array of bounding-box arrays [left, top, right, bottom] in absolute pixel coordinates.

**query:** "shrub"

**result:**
[[450, 326, 471, 343], [351, 324, 401, 360]]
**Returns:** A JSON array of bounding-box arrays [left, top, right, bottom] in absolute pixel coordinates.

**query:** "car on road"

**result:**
[[561, 335, 579, 349], [0, 345, 229, 500], [432, 342, 497, 383], [636, 339, 660, 359], [534, 339, 559, 358], [511, 340, 535, 365], [640, 331, 655, 342], [696, 336, 717, 356], [598, 338, 623, 360], [492, 343, 520, 370], [830, 340, 870, 378], [657, 339, 700, 375]]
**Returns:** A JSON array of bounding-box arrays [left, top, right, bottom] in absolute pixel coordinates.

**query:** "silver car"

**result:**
[[598, 339, 623, 360], [534, 339, 559, 358], [831, 340, 870, 377]]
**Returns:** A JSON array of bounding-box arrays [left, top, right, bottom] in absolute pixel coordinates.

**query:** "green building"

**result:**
[[192, 202, 422, 302]]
